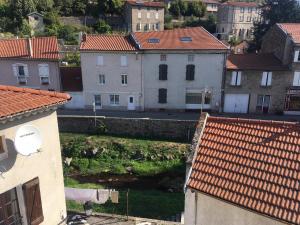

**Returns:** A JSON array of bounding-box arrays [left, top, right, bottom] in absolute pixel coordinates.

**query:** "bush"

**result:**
[[93, 20, 112, 34], [72, 158, 89, 173]]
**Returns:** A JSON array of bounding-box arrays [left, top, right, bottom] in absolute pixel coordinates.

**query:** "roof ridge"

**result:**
[[0, 36, 57, 41], [0, 85, 71, 100], [208, 116, 300, 126]]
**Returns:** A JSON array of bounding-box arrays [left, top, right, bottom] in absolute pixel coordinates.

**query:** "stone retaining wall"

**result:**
[[58, 115, 198, 142]]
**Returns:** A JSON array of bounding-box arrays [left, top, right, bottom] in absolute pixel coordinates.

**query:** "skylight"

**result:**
[[148, 38, 160, 43], [180, 37, 192, 42]]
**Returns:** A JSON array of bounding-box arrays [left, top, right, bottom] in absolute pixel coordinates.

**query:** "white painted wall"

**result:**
[[185, 190, 286, 225], [80, 52, 143, 110]]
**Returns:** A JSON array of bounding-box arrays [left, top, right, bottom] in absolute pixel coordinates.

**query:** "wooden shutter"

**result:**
[[158, 88, 167, 103], [186, 65, 195, 80], [24, 65, 29, 77], [121, 55, 127, 66], [97, 56, 103, 66], [23, 177, 44, 225], [267, 72, 272, 86], [159, 64, 168, 80], [12, 64, 18, 76]]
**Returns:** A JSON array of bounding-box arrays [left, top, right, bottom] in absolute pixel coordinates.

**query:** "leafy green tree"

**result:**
[[169, 0, 180, 17], [97, 0, 123, 15], [178, 0, 188, 16], [20, 19, 31, 36], [58, 24, 78, 44], [73, 0, 87, 15], [251, 0, 300, 51], [34, 0, 53, 12], [187, 1, 206, 18], [93, 19, 112, 33]]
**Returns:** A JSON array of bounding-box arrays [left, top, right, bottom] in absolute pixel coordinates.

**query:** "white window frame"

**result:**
[[147, 12, 150, 19], [97, 55, 104, 66], [155, 12, 159, 19], [240, 7, 244, 13], [121, 74, 128, 86], [137, 23, 142, 31], [38, 64, 50, 85], [13, 63, 29, 84], [0, 135, 8, 161], [138, 11, 142, 19], [261, 71, 272, 86], [94, 95, 102, 108], [294, 50, 300, 62], [121, 55, 128, 67], [231, 71, 242, 86], [99, 74, 105, 85], [239, 16, 244, 22], [293, 71, 300, 86], [110, 94, 120, 106], [160, 54, 167, 61]]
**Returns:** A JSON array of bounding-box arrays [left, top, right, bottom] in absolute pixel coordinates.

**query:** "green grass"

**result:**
[[65, 177, 104, 189], [66, 189, 184, 220]]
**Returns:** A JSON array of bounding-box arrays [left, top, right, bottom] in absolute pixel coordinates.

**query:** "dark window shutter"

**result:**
[[159, 64, 168, 80], [0, 136, 5, 153], [186, 64, 195, 80], [158, 88, 167, 103], [23, 177, 44, 225]]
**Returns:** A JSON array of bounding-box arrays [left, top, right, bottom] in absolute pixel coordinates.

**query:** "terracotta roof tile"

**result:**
[[188, 116, 300, 224], [227, 53, 288, 71], [0, 85, 71, 120], [277, 23, 300, 44], [80, 35, 137, 51], [133, 27, 228, 50], [126, 0, 164, 8], [0, 37, 60, 60]]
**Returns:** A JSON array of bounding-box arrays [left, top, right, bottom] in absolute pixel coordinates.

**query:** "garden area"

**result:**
[[61, 133, 190, 221]]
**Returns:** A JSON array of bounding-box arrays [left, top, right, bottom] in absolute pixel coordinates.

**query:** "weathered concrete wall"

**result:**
[[58, 115, 198, 142]]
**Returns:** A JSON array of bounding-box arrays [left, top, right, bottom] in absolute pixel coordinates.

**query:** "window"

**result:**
[[97, 56, 104, 66], [94, 95, 101, 107], [188, 55, 194, 62], [293, 71, 300, 86], [159, 64, 168, 80], [23, 177, 44, 225], [186, 64, 195, 81], [155, 12, 159, 19], [160, 54, 167, 61], [121, 74, 128, 85], [239, 16, 244, 22], [99, 74, 105, 85], [155, 23, 160, 30], [248, 7, 252, 13], [261, 72, 272, 86], [294, 50, 300, 62], [38, 64, 49, 85], [0, 188, 22, 225], [136, 23, 142, 31], [121, 55, 127, 67], [138, 11, 142, 19], [185, 93, 211, 105], [0, 135, 8, 161], [147, 12, 150, 19], [110, 95, 120, 105], [247, 16, 251, 22], [231, 71, 242, 86], [13, 64, 28, 84], [257, 95, 271, 113], [158, 88, 167, 103]]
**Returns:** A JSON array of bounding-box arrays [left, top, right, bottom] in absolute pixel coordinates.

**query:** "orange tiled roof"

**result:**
[[278, 23, 300, 44], [0, 37, 60, 60], [227, 53, 288, 71], [188, 116, 300, 225], [133, 27, 228, 50], [126, 0, 164, 8], [80, 35, 137, 51], [222, 1, 258, 7], [0, 85, 71, 119]]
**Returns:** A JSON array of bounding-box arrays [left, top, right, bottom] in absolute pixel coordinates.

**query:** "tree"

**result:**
[[187, 1, 206, 18], [251, 0, 300, 51], [97, 0, 123, 15], [169, 0, 180, 17], [34, 0, 53, 12], [93, 20, 112, 33], [20, 19, 31, 36]]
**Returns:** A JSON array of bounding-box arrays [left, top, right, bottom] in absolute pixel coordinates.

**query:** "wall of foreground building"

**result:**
[[184, 189, 286, 225], [0, 111, 66, 225]]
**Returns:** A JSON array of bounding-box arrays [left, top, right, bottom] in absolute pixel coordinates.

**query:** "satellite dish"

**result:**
[[14, 125, 42, 156]]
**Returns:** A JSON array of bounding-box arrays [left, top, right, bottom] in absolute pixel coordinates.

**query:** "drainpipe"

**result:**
[[220, 51, 229, 113]]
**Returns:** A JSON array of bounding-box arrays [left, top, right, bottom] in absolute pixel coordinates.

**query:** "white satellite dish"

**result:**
[[14, 125, 42, 156]]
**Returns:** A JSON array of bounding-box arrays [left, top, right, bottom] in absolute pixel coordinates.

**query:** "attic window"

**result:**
[[180, 37, 192, 42], [148, 38, 160, 43]]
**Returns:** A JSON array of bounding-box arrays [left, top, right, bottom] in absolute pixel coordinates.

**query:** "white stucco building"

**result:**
[[80, 27, 228, 112]]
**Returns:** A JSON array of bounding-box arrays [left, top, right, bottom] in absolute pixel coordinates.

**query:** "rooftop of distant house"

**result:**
[[226, 53, 288, 71], [222, 1, 258, 7], [0, 36, 59, 60], [277, 23, 300, 44], [201, 0, 220, 4], [187, 116, 300, 225], [126, 0, 164, 8], [0, 85, 71, 120]]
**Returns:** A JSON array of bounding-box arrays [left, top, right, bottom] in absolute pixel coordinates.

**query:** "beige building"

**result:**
[[0, 85, 70, 225], [224, 53, 293, 114], [124, 0, 165, 32], [80, 27, 229, 112], [185, 113, 299, 225], [261, 23, 300, 114], [217, 2, 260, 41], [0, 37, 61, 91]]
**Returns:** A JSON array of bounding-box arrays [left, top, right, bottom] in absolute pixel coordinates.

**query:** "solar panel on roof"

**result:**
[[148, 38, 160, 43], [180, 37, 192, 42]]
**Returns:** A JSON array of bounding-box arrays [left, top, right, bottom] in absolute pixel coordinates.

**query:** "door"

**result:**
[[94, 95, 102, 109], [127, 96, 135, 110], [224, 94, 249, 113]]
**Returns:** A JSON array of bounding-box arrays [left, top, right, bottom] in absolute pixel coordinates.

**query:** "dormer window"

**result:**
[[148, 38, 160, 43]]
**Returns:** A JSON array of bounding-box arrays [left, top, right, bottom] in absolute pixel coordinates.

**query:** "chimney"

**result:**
[[82, 33, 87, 42], [27, 38, 33, 57]]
